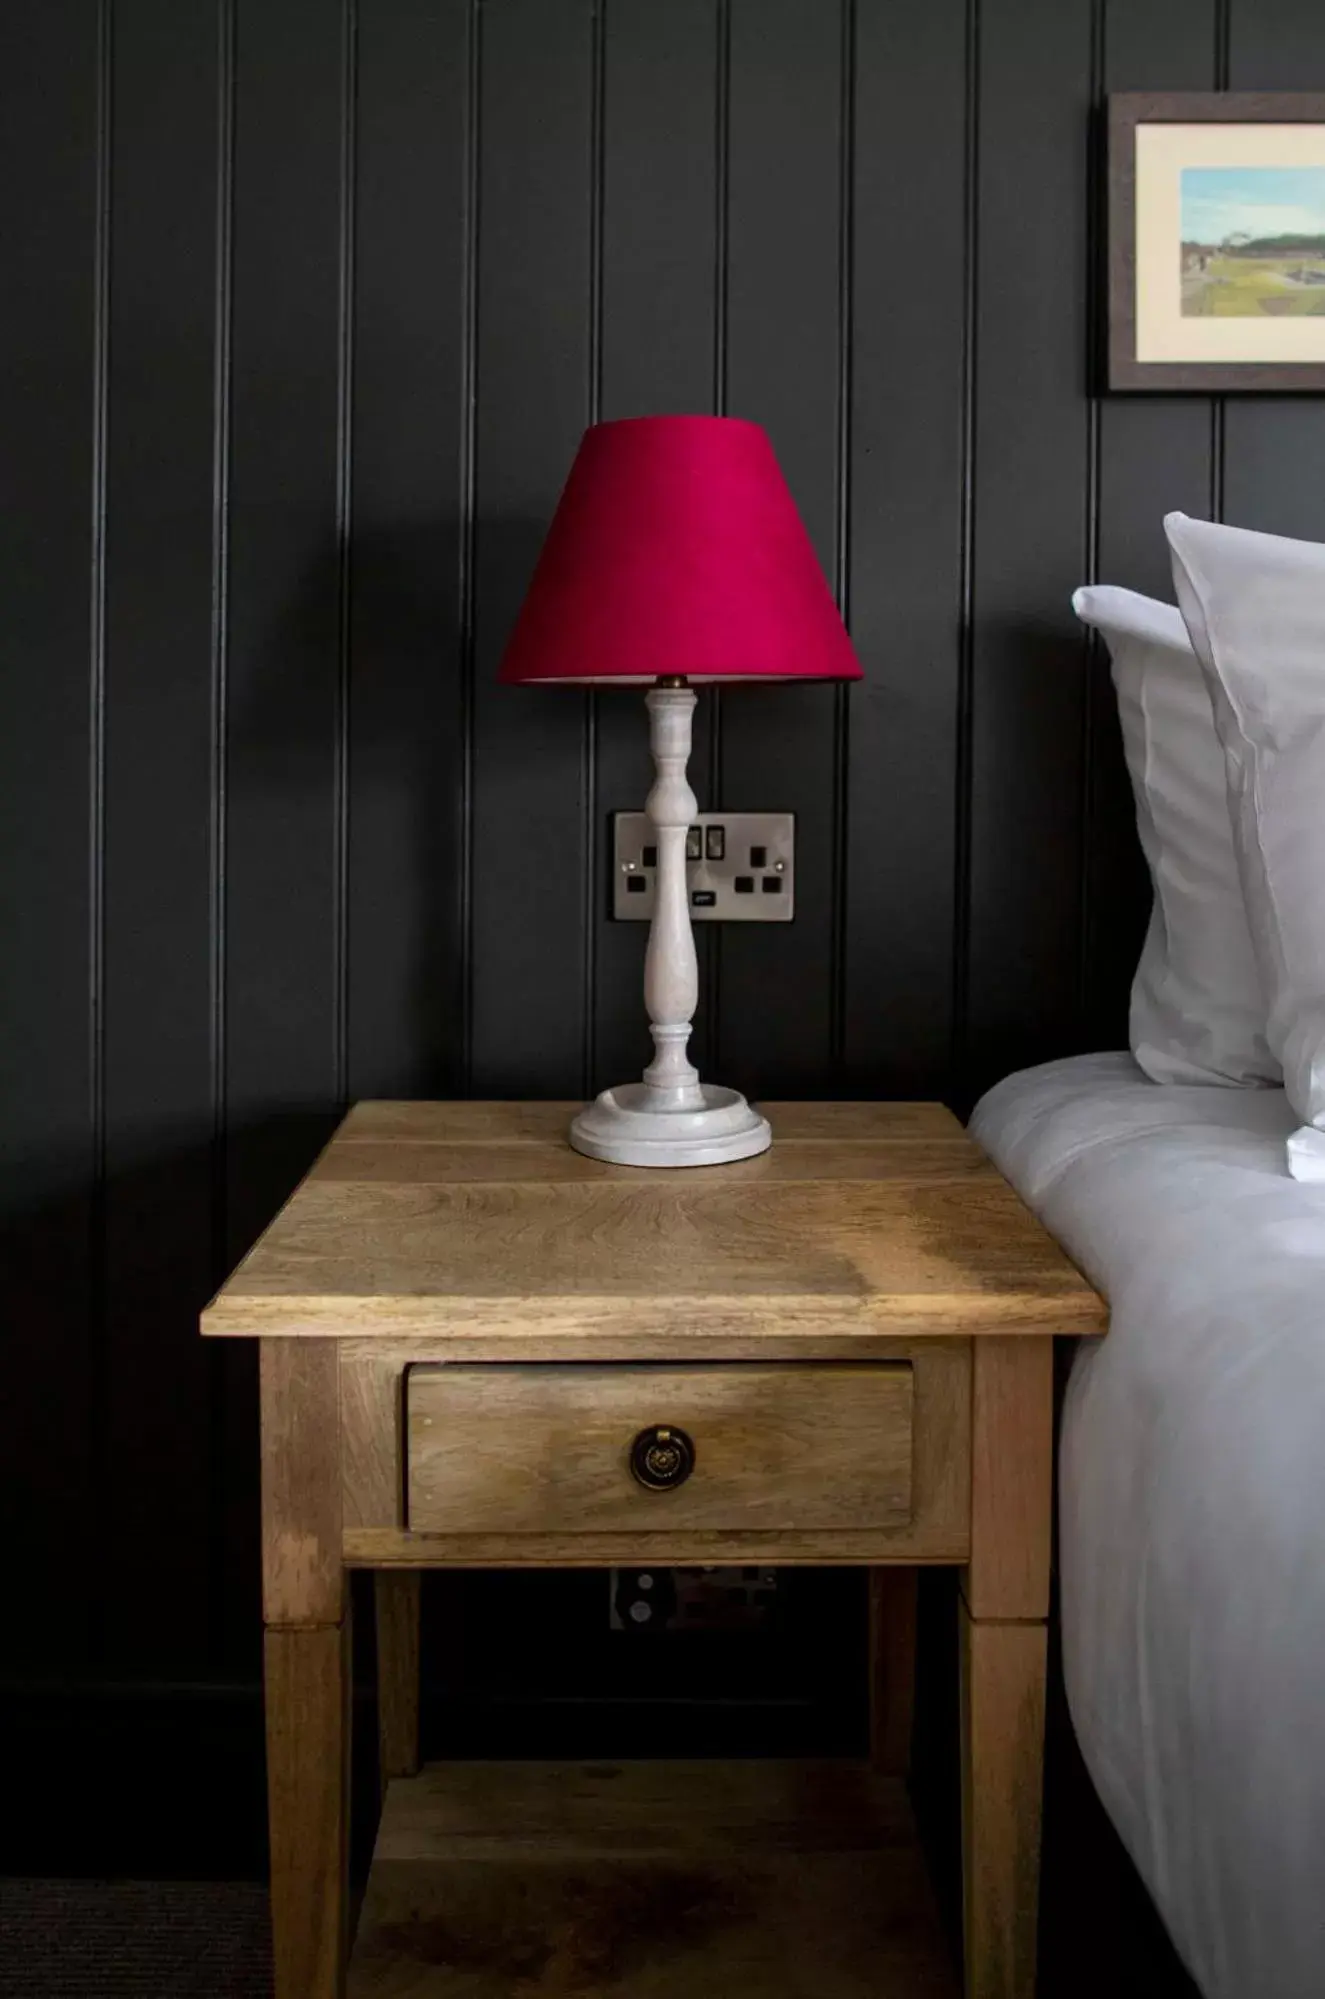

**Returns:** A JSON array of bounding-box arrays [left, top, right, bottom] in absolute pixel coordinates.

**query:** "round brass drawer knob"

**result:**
[[629, 1424, 696, 1492]]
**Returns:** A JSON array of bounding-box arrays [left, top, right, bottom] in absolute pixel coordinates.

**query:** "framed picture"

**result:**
[[1109, 92, 1325, 391]]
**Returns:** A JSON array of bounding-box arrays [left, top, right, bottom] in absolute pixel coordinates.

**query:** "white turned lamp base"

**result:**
[[569, 677, 772, 1170], [571, 1083, 770, 1167]]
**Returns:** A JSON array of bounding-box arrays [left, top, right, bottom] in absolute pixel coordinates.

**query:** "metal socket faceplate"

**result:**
[[612, 811, 795, 922]]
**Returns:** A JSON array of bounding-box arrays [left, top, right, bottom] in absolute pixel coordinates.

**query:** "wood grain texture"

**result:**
[[266, 1620, 350, 1999], [337, 1100, 965, 1143], [338, 1332, 959, 1365], [406, 1362, 913, 1538], [964, 1338, 1054, 1624], [959, 1611, 1047, 1999], [339, 1334, 970, 1568], [869, 1567, 919, 1777], [341, 1347, 403, 1530], [260, 1339, 343, 1626], [345, 1529, 961, 1571], [203, 1103, 1105, 1344], [375, 1570, 421, 1785], [371, 1758, 916, 1860], [348, 1760, 958, 1997], [312, 1139, 992, 1187]]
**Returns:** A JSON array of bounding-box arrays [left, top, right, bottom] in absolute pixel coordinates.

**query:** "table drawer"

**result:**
[[405, 1362, 913, 1537]]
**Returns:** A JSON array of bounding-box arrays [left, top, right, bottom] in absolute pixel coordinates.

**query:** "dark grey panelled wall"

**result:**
[[5, 0, 1325, 1721]]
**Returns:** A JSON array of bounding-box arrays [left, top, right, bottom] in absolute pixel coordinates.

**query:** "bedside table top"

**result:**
[[202, 1100, 1105, 1344]]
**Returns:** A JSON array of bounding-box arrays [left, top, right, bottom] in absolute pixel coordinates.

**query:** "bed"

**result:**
[[970, 1052, 1325, 1999]]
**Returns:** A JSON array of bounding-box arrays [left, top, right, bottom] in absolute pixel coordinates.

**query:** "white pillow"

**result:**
[[1166, 512, 1325, 1177], [1072, 583, 1276, 1088]]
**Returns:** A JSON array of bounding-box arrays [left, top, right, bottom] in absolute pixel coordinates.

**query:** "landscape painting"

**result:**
[[1181, 165, 1325, 317], [1111, 94, 1325, 389]]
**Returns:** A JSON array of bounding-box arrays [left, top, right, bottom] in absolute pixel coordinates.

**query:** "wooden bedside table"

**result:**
[[202, 1100, 1105, 1999]]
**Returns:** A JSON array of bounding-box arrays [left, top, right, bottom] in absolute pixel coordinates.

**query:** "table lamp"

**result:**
[[499, 415, 862, 1167]]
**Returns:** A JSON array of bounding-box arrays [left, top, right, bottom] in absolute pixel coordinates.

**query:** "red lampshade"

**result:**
[[498, 415, 862, 685]]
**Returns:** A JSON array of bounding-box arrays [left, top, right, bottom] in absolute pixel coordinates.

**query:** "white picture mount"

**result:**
[[570, 680, 772, 1168]]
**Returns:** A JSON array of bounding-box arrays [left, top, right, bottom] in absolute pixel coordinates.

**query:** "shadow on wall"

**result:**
[[1, 509, 574, 1684], [0, 1112, 327, 1693], [228, 514, 566, 1101], [958, 605, 1133, 1109]]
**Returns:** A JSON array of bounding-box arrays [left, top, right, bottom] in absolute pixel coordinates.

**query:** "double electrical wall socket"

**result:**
[[612, 811, 795, 922]]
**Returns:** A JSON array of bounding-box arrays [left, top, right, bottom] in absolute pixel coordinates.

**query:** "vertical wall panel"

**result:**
[[224, 0, 347, 1248], [468, 0, 595, 1094], [592, 0, 719, 1095], [1225, 0, 1325, 540], [218, 0, 350, 1664], [1229, 0, 1325, 101], [598, 0, 718, 423], [100, 0, 220, 1673], [1097, 0, 1217, 596], [0, 4, 100, 1672], [1083, 0, 1218, 1047], [842, 0, 968, 1095], [965, 0, 1096, 1100], [718, 0, 844, 1097], [1223, 400, 1325, 542], [348, 0, 472, 1101]]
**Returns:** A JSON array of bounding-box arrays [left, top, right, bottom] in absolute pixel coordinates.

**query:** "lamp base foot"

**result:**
[[570, 1083, 771, 1167]]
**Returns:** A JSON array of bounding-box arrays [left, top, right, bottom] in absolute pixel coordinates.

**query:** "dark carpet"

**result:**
[[0, 1880, 271, 1997]]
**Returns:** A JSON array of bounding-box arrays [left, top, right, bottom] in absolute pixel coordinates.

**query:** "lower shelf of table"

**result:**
[[348, 1758, 959, 1997]]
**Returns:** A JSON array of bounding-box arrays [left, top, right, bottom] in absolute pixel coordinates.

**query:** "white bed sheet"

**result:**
[[970, 1054, 1325, 1999]]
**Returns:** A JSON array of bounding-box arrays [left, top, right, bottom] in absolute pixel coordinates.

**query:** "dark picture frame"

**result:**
[[1109, 92, 1325, 392]]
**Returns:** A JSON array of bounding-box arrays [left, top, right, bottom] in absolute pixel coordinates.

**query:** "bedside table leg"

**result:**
[[375, 1570, 421, 1783], [868, 1567, 917, 1775], [266, 1619, 351, 1999], [959, 1336, 1053, 1999], [959, 1606, 1047, 1999], [260, 1339, 349, 1999]]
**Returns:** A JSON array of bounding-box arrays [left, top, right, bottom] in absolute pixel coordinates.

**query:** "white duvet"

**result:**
[[971, 1054, 1325, 1999]]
